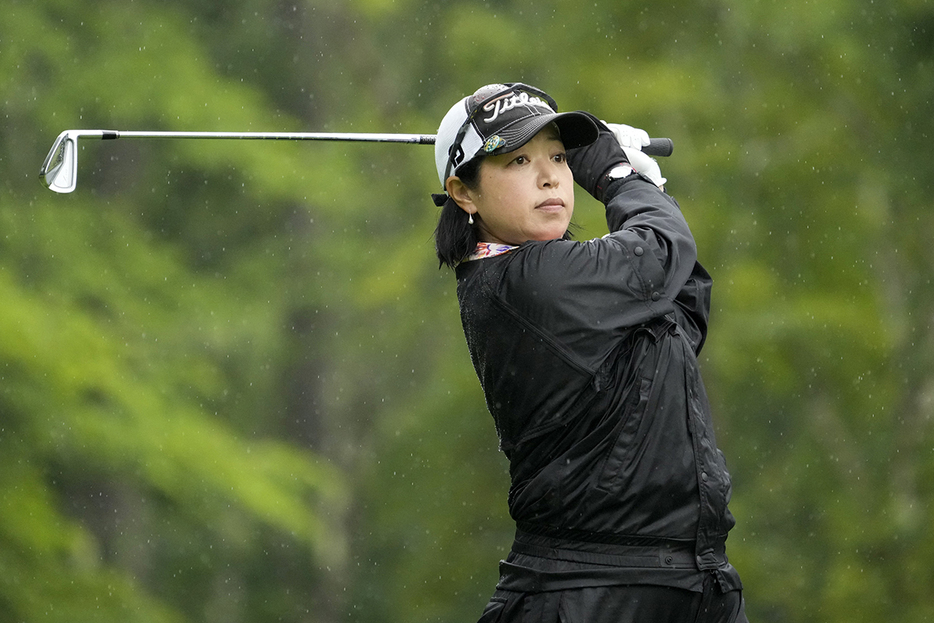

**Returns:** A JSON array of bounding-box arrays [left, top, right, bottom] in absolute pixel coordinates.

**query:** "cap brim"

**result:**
[[488, 111, 598, 156], [553, 112, 600, 149]]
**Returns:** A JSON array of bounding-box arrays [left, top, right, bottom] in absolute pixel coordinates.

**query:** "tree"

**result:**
[[2, 0, 933, 621]]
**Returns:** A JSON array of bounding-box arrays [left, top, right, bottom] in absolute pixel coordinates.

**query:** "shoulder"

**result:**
[[458, 235, 653, 304], [488, 239, 635, 313]]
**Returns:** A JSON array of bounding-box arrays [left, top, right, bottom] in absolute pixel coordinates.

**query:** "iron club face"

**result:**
[[40, 130, 95, 194]]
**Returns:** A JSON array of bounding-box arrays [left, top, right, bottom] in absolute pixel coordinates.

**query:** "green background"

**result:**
[[2, 0, 933, 621]]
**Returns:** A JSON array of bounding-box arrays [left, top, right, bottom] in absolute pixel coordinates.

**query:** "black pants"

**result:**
[[478, 576, 748, 623]]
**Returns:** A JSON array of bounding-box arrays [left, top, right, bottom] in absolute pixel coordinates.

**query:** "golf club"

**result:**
[[39, 129, 673, 194]]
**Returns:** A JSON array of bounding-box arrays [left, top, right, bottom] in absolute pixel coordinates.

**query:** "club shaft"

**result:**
[[90, 131, 672, 155], [102, 130, 437, 144]]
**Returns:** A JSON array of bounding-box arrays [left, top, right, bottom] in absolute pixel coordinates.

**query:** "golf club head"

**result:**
[[39, 131, 79, 193]]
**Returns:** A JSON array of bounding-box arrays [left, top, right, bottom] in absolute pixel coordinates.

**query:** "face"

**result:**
[[448, 125, 575, 245]]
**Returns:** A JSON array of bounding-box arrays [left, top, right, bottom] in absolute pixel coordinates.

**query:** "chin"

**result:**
[[542, 223, 572, 241], [533, 230, 568, 242]]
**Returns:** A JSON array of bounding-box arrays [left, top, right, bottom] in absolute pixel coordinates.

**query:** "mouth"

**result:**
[[536, 198, 566, 211]]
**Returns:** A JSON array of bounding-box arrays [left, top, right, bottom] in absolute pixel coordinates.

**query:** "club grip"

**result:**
[[643, 138, 673, 157]]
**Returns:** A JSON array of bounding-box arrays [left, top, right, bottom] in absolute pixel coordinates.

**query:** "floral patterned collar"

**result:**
[[465, 242, 517, 262]]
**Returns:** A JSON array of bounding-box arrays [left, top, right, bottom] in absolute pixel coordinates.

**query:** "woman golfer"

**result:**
[[432, 83, 749, 623]]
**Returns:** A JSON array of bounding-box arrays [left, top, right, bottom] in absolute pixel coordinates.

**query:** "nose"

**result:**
[[538, 160, 560, 188]]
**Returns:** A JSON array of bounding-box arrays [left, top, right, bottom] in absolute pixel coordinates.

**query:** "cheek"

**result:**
[[477, 177, 521, 213], [560, 166, 574, 187]]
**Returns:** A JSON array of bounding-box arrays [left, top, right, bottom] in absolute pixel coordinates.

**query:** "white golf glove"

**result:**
[[604, 122, 667, 188], [604, 122, 650, 150], [622, 147, 667, 188]]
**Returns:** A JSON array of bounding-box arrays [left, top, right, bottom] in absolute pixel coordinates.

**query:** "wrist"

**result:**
[[595, 163, 635, 202]]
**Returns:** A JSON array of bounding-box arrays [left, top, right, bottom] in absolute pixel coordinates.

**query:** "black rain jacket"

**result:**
[[454, 174, 741, 593]]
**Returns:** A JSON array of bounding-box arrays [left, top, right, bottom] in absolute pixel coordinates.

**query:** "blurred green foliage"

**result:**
[[1, 0, 933, 621]]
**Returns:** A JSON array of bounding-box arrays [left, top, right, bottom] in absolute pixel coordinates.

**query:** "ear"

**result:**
[[445, 176, 477, 218]]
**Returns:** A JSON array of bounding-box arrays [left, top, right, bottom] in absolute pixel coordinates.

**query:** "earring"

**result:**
[[468, 213, 474, 225]]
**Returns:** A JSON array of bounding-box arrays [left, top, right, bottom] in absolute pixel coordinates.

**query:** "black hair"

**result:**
[[433, 156, 484, 269]]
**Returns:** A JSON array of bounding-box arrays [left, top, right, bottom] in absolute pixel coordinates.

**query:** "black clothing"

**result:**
[[479, 575, 747, 623], [454, 174, 743, 607]]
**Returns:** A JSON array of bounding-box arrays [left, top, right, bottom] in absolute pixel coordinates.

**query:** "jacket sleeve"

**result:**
[[602, 174, 698, 304], [606, 174, 712, 353], [667, 261, 711, 354]]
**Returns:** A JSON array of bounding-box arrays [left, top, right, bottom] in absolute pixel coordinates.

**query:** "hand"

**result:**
[[604, 123, 650, 151], [604, 122, 667, 188], [622, 146, 667, 188]]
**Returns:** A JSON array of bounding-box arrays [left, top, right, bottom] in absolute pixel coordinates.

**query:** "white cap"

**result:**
[[434, 83, 598, 188]]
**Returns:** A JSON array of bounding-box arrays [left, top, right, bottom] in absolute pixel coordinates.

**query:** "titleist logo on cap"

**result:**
[[481, 92, 552, 124]]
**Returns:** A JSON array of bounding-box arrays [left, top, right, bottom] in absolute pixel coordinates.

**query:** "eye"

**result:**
[[512, 155, 529, 165], [553, 152, 567, 163]]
